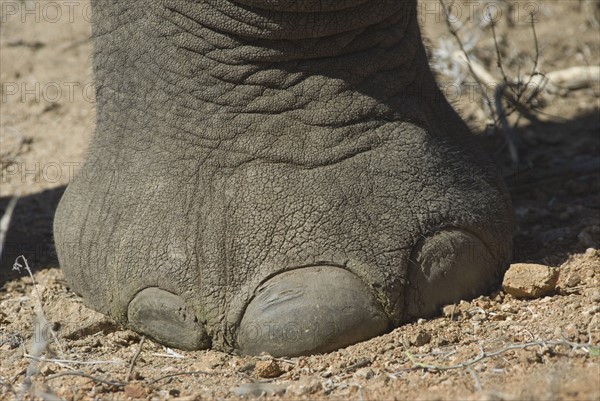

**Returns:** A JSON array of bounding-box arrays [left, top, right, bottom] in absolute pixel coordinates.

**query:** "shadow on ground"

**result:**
[[490, 111, 600, 264], [0, 186, 65, 286]]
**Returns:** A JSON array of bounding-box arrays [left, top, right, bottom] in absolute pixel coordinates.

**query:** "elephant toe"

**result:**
[[405, 229, 502, 319], [236, 266, 390, 357], [127, 288, 211, 350]]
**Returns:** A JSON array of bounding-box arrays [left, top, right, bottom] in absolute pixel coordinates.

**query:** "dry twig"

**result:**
[[13, 256, 65, 357], [17, 317, 49, 401], [399, 339, 598, 374], [126, 336, 146, 382], [45, 371, 127, 388], [439, 0, 497, 121]]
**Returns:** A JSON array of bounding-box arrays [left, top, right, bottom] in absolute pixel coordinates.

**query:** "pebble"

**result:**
[[238, 362, 255, 373], [353, 367, 375, 380], [441, 301, 470, 320], [409, 330, 432, 346], [442, 304, 459, 319], [255, 359, 283, 378], [565, 274, 581, 288], [502, 263, 559, 299]]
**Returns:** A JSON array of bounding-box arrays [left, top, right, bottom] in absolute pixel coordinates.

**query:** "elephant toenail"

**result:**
[[405, 229, 502, 319], [236, 266, 390, 357], [127, 287, 210, 350]]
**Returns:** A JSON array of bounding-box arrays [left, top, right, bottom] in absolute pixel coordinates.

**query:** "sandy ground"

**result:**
[[1, 1, 599, 400]]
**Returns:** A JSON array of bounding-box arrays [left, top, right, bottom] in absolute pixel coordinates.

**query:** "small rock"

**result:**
[[238, 362, 256, 373], [353, 367, 375, 380], [437, 332, 459, 345], [409, 330, 432, 346], [590, 289, 600, 303], [255, 359, 283, 378], [442, 300, 471, 320], [110, 331, 140, 346], [442, 304, 462, 320], [473, 298, 491, 309], [565, 274, 581, 288], [124, 383, 147, 399], [502, 263, 559, 299], [288, 376, 322, 396]]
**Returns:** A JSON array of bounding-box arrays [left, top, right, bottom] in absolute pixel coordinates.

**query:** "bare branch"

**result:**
[[126, 336, 146, 382], [45, 371, 127, 388], [399, 340, 598, 373]]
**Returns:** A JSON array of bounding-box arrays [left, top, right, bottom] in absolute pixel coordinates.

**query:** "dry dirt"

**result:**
[[1, 1, 599, 400]]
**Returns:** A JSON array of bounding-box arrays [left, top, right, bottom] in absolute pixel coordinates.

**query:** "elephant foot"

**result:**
[[236, 266, 390, 357], [55, 0, 514, 357], [127, 288, 211, 350]]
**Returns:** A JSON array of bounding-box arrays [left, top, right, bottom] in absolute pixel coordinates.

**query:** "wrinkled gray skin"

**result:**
[[54, 0, 513, 357]]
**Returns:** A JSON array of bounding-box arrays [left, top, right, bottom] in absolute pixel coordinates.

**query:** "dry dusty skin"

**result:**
[[1, 1, 599, 400]]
